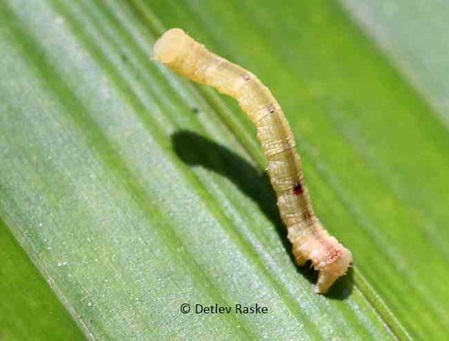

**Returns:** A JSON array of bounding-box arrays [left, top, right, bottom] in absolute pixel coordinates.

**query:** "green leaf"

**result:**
[[0, 219, 85, 340], [340, 0, 449, 126], [1, 0, 447, 339]]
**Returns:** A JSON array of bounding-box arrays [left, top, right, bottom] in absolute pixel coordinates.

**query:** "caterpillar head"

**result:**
[[153, 28, 191, 66]]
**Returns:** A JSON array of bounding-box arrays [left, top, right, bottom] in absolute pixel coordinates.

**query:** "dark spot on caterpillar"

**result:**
[[266, 104, 276, 114], [191, 107, 200, 114], [303, 210, 312, 220], [293, 182, 303, 195], [121, 54, 128, 62]]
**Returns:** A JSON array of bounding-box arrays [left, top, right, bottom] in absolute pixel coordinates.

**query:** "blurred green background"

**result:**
[[1, 0, 448, 339]]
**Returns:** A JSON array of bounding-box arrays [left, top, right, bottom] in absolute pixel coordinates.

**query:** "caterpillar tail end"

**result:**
[[314, 272, 340, 294], [152, 28, 189, 65], [291, 230, 353, 294], [314, 248, 353, 294]]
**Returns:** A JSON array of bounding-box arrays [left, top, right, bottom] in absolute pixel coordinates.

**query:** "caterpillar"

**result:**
[[152, 28, 352, 294]]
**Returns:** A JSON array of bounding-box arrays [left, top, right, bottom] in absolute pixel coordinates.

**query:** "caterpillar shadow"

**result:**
[[172, 130, 353, 299]]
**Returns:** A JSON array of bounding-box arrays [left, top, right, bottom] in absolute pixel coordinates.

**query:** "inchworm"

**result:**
[[153, 28, 352, 294]]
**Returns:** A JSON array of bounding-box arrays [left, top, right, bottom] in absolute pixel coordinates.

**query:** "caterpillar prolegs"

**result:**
[[153, 28, 352, 294]]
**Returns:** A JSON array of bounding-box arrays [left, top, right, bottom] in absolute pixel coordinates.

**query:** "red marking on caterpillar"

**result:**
[[293, 183, 303, 195]]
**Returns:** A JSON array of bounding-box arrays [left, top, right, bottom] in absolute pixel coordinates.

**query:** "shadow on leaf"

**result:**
[[172, 130, 352, 299]]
